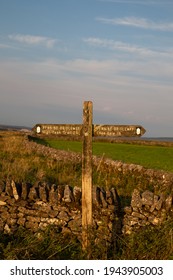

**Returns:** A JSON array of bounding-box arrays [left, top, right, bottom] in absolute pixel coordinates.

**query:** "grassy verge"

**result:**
[[37, 138, 173, 172]]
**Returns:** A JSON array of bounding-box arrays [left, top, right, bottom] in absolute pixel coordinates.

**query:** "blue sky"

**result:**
[[1, 0, 173, 137]]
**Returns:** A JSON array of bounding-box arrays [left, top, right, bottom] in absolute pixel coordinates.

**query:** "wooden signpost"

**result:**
[[33, 101, 146, 251], [34, 123, 145, 138]]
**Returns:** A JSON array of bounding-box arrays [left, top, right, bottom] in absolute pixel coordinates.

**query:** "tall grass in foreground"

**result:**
[[1, 218, 173, 260]]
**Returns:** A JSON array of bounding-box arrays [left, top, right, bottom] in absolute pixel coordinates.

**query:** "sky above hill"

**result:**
[[0, 0, 173, 137]]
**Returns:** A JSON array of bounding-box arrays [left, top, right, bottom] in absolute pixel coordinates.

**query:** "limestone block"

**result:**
[[93, 186, 102, 206], [0, 206, 8, 214], [6, 198, 16, 206], [111, 188, 121, 212], [132, 211, 146, 220], [73, 186, 81, 204], [18, 207, 26, 216], [106, 190, 114, 205], [28, 186, 39, 201], [108, 205, 115, 211], [21, 182, 31, 200], [17, 212, 24, 218], [124, 206, 132, 214], [25, 221, 39, 232], [26, 216, 41, 223], [61, 227, 71, 234], [100, 188, 108, 208], [8, 206, 17, 214], [7, 218, 17, 226], [57, 185, 65, 202], [131, 189, 142, 208], [49, 184, 58, 205], [1, 211, 10, 220], [38, 211, 49, 218], [10, 213, 18, 219], [152, 209, 158, 216], [148, 216, 161, 226], [122, 225, 132, 235], [58, 210, 70, 222], [165, 195, 172, 211], [63, 185, 74, 203], [4, 224, 11, 234], [68, 218, 81, 232], [48, 209, 59, 218], [17, 218, 26, 226], [150, 195, 159, 212], [11, 180, 19, 200], [128, 217, 139, 226], [25, 209, 38, 216], [39, 184, 48, 202], [5, 181, 13, 197], [39, 222, 48, 230], [108, 221, 113, 232], [40, 217, 49, 222], [141, 190, 154, 206], [34, 201, 51, 213], [0, 200, 6, 206], [155, 194, 165, 210], [47, 218, 60, 225], [160, 209, 167, 220]]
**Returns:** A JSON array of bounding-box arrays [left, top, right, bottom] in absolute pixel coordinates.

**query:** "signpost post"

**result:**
[[33, 101, 146, 251], [82, 101, 93, 251]]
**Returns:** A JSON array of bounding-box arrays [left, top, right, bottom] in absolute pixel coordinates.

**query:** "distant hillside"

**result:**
[[0, 124, 31, 131]]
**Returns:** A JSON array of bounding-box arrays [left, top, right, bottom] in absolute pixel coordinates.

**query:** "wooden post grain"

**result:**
[[82, 101, 93, 250]]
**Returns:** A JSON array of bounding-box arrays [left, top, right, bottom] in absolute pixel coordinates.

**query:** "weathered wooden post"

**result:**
[[82, 101, 93, 250]]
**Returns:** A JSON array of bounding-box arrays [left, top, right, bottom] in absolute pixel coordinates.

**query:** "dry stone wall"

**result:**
[[1, 179, 173, 243], [0, 180, 121, 246], [122, 189, 173, 235]]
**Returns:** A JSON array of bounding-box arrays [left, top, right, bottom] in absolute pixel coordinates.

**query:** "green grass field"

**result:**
[[42, 139, 173, 172]]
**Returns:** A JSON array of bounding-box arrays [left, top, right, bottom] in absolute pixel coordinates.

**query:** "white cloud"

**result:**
[[0, 43, 12, 49], [8, 34, 56, 48], [83, 37, 167, 57], [96, 17, 173, 31]]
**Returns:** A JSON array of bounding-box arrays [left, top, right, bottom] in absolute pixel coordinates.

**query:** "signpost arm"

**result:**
[[82, 101, 93, 251]]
